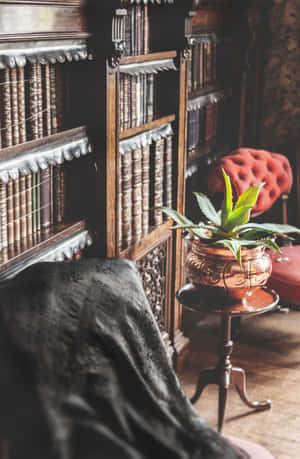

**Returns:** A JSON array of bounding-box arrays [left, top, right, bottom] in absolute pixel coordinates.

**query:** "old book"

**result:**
[[17, 67, 26, 143], [198, 106, 206, 145], [50, 65, 58, 134], [131, 6, 135, 55], [136, 5, 142, 55], [141, 144, 150, 236], [164, 135, 173, 215], [13, 178, 21, 242], [212, 42, 217, 82], [119, 74, 124, 131], [121, 151, 133, 248], [205, 103, 214, 142], [53, 166, 65, 224], [26, 174, 33, 237], [0, 182, 8, 248], [19, 176, 27, 239], [131, 75, 137, 128], [55, 64, 64, 131], [146, 74, 154, 123], [43, 64, 52, 137], [40, 167, 51, 233], [192, 43, 198, 91], [32, 172, 37, 233], [118, 154, 123, 250], [143, 74, 147, 124], [144, 5, 149, 54], [123, 74, 129, 131], [152, 138, 164, 226], [2, 68, 13, 147], [7, 180, 14, 245], [136, 75, 141, 127], [205, 42, 212, 85], [132, 147, 142, 243], [10, 68, 20, 145], [124, 8, 132, 56]]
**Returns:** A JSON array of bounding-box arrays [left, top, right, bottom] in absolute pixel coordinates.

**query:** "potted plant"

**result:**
[[159, 169, 300, 302]]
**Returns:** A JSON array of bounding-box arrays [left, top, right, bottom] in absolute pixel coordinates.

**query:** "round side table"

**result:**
[[177, 284, 279, 432]]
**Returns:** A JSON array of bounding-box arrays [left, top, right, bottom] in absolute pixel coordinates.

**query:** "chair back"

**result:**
[[207, 148, 293, 215]]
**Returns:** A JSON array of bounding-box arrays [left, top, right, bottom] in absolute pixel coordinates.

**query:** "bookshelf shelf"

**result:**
[[120, 219, 173, 260], [120, 50, 177, 65], [0, 220, 87, 278], [119, 114, 176, 140]]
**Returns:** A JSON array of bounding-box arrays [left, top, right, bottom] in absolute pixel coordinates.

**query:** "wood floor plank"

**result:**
[[179, 310, 300, 459]]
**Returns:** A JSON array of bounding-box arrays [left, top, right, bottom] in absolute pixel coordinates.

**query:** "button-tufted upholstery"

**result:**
[[207, 148, 293, 215]]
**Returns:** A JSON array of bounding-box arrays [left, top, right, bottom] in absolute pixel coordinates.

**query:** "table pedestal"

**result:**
[[190, 314, 271, 432], [177, 285, 279, 432]]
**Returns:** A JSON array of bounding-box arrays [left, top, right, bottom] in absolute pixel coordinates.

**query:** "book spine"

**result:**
[[13, 178, 21, 242], [136, 75, 141, 127], [2, 69, 13, 147], [143, 74, 147, 125], [140, 74, 144, 125], [131, 75, 137, 128], [136, 5, 141, 55], [7, 180, 14, 245], [144, 5, 149, 54], [19, 176, 27, 240], [205, 103, 214, 142], [146, 74, 154, 123], [125, 11, 131, 56], [40, 167, 51, 233], [153, 139, 164, 226], [193, 43, 198, 91], [43, 64, 52, 137], [212, 42, 217, 82], [26, 175, 33, 237], [123, 74, 129, 131], [10, 68, 20, 145], [50, 65, 58, 134], [132, 147, 142, 243], [164, 135, 173, 215], [55, 64, 64, 131], [54, 166, 65, 224], [32, 172, 37, 233], [119, 74, 124, 131], [131, 7, 135, 56], [0, 183, 8, 249], [206, 42, 212, 85], [141, 144, 150, 236], [121, 151, 132, 248]]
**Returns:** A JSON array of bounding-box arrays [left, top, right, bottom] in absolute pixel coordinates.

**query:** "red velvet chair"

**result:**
[[207, 147, 300, 307]]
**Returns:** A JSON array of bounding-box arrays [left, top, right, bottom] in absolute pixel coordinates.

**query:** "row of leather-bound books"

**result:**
[[119, 73, 156, 131], [0, 62, 66, 250], [187, 100, 221, 157], [124, 4, 149, 56], [119, 130, 173, 250]]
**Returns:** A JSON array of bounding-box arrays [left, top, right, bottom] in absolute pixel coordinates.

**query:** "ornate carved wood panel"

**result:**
[[137, 239, 169, 334]]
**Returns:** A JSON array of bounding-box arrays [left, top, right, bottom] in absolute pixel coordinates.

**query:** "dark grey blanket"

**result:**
[[0, 258, 241, 459]]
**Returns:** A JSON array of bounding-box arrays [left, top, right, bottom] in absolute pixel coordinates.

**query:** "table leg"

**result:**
[[190, 367, 219, 404], [231, 366, 272, 411]]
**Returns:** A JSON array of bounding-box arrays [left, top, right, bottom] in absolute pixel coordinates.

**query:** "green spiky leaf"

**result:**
[[193, 192, 221, 226], [222, 206, 252, 232], [220, 168, 232, 226], [234, 183, 264, 210]]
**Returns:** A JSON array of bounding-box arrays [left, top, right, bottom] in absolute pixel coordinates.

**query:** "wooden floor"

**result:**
[[178, 308, 300, 459]]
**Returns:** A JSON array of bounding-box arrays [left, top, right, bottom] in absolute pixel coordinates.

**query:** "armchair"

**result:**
[[207, 147, 300, 307], [0, 257, 274, 458]]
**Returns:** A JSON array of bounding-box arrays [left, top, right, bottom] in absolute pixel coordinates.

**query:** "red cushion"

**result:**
[[207, 148, 293, 214], [224, 435, 275, 458], [267, 246, 300, 305]]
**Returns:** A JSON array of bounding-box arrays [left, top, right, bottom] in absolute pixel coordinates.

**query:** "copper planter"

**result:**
[[185, 240, 272, 303]]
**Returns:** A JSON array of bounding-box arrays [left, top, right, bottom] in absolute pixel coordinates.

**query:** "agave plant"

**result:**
[[159, 169, 300, 265]]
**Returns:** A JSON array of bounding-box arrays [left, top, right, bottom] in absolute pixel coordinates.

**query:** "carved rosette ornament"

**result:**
[[137, 243, 167, 332]]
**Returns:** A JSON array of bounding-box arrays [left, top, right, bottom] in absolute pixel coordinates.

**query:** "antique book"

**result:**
[[121, 150, 133, 248], [198, 41, 204, 88], [205, 42, 212, 85], [132, 147, 142, 243], [40, 167, 51, 232], [131, 75, 137, 128], [7, 180, 14, 245], [144, 4, 149, 54], [205, 103, 214, 142], [13, 179, 21, 242], [2, 68, 13, 147], [32, 172, 37, 233], [136, 75, 141, 127], [119, 74, 124, 131], [19, 176, 27, 240], [0, 182, 8, 249], [26, 175, 33, 237], [124, 74, 130, 130], [141, 144, 150, 236], [164, 135, 173, 215], [147, 74, 154, 122], [151, 138, 164, 226]]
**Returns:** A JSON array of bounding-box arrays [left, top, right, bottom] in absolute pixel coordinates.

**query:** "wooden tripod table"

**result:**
[[177, 284, 279, 432]]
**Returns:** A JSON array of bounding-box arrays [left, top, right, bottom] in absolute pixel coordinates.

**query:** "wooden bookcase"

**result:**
[[0, 0, 266, 365]]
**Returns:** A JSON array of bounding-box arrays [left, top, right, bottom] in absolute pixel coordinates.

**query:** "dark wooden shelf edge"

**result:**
[[120, 50, 177, 65], [0, 125, 87, 162], [187, 141, 233, 164], [119, 115, 176, 140], [120, 220, 173, 260], [0, 220, 86, 277]]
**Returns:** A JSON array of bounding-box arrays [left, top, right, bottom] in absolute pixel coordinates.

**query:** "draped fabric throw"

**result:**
[[0, 258, 241, 459]]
